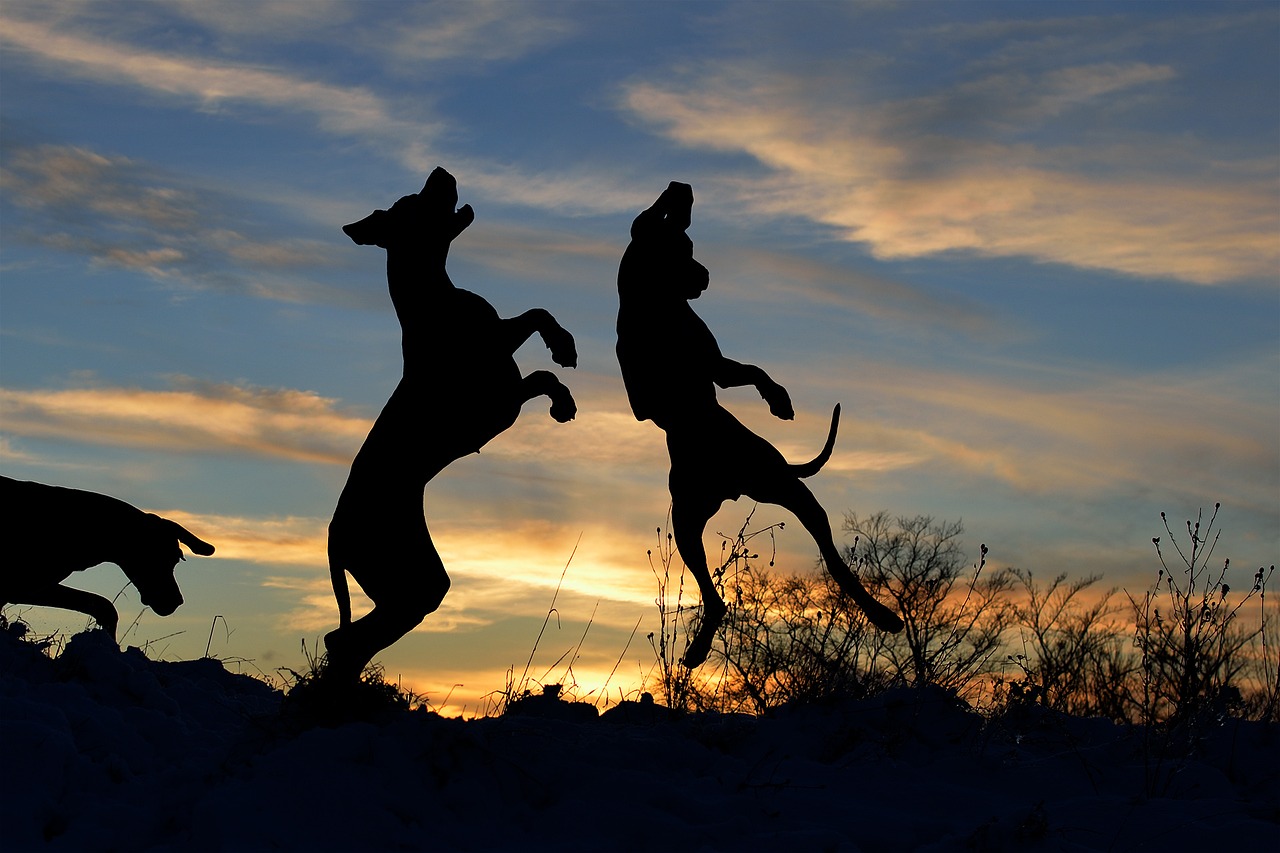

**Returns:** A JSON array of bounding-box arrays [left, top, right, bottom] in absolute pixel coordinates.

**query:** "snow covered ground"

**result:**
[[2, 624, 1276, 852]]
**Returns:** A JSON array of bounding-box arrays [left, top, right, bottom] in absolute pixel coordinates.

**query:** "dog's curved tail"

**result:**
[[330, 562, 352, 628], [790, 404, 840, 479]]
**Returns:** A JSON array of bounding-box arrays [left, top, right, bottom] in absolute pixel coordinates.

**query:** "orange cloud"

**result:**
[[0, 382, 369, 464], [801, 355, 1280, 513], [623, 64, 1279, 285]]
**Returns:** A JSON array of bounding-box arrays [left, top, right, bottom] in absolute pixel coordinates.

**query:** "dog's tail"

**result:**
[[789, 404, 840, 479], [330, 562, 352, 628]]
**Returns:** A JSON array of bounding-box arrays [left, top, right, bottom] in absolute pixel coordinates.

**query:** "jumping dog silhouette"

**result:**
[[325, 167, 576, 681], [0, 475, 215, 638], [616, 182, 903, 667]]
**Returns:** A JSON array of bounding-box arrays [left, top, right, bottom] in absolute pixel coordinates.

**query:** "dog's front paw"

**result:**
[[550, 392, 577, 423], [762, 383, 794, 420], [544, 326, 578, 369]]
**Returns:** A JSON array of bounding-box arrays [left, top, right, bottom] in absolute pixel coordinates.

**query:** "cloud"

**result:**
[[0, 436, 39, 465], [701, 245, 996, 338], [885, 62, 1177, 134], [0, 6, 586, 205], [1, 145, 198, 228], [378, 0, 577, 65], [814, 356, 1280, 515], [452, 222, 625, 286], [917, 7, 1278, 76], [1, 144, 352, 301], [0, 379, 369, 464], [161, 509, 329, 568], [250, 515, 662, 636], [163, 0, 356, 38], [621, 59, 1279, 285], [0, 12, 434, 143], [0, 5, 654, 221], [160, 0, 575, 66]]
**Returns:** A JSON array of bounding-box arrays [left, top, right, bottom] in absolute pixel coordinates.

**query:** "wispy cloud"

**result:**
[[161, 0, 357, 39], [232, 514, 660, 635], [1, 144, 357, 301], [0, 12, 435, 145], [161, 0, 576, 66], [162, 509, 329, 568], [0, 379, 369, 464], [700, 245, 997, 338], [0, 6, 612, 216], [376, 0, 577, 66], [621, 57, 1279, 285], [4, 353, 1272, 532], [813, 355, 1280, 514]]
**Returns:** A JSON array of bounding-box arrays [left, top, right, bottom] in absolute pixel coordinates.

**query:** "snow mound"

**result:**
[[2, 624, 1276, 852]]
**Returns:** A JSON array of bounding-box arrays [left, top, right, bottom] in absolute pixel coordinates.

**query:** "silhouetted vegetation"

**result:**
[[998, 569, 1137, 721], [647, 504, 1277, 735], [844, 511, 1015, 700]]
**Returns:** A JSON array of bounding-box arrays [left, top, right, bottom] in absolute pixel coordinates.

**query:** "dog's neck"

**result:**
[[381, 245, 458, 295], [386, 246, 454, 283]]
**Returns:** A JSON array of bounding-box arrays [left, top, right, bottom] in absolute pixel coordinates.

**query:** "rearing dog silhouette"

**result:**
[[616, 182, 903, 667], [325, 167, 576, 681]]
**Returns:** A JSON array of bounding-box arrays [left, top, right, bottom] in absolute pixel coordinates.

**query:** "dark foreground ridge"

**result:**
[[2, 623, 1276, 852]]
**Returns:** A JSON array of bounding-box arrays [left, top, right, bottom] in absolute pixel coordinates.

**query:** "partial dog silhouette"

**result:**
[[325, 167, 577, 681], [0, 475, 215, 638], [616, 182, 903, 667]]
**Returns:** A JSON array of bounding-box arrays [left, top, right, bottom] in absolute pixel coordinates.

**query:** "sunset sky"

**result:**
[[2, 1, 1276, 714]]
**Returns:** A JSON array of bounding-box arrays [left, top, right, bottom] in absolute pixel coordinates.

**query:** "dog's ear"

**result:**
[[343, 210, 389, 247], [158, 516, 216, 557]]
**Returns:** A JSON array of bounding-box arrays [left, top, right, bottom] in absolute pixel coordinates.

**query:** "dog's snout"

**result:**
[[685, 260, 710, 298], [150, 597, 180, 617], [144, 588, 182, 616]]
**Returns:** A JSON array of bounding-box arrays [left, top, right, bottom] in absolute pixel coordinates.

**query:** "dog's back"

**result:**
[[2, 476, 136, 590]]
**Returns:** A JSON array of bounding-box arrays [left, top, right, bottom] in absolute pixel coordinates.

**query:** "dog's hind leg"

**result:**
[[324, 598, 443, 681], [324, 528, 452, 682], [752, 479, 905, 635], [324, 568, 450, 682], [670, 493, 728, 668]]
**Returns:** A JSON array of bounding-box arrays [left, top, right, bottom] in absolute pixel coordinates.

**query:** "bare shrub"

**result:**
[[707, 557, 891, 714], [646, 510, 891, 713], [646, 521, 701, 712], [1000, 570, 1138, 721], [843, 511, 1015, 701], [1248, 562, 1279, 721], [1129, 504, 1270, 726]]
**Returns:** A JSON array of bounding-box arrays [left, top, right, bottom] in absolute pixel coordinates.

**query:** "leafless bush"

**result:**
[[706, 556, 892, 714], [646, 521, 701, 712], [999, 570, 1138, 721], [646, 510, 891, 713], [644, 503, 1274, 728], [843, 512, 1015, 701], [1248, 560, 1279, 721], [1129, 504, 1270, 726]]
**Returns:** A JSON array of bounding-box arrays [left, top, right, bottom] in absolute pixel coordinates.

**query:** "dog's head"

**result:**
[[627, 181, 709, 300], [115, 515, 215, 617], [342, 166, 475, 252]]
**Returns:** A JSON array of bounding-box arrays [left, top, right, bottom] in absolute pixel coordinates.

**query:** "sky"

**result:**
[[1, 0, 1277, 715]]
